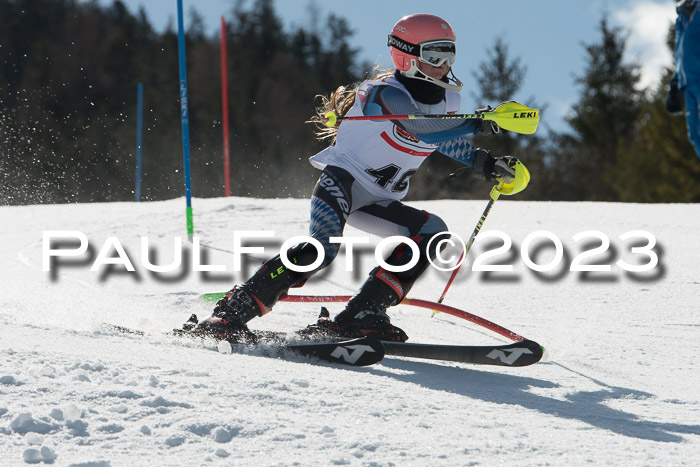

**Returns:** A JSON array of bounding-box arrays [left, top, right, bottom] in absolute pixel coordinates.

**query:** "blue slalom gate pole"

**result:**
[[177, 0, 194, 239], [135, 82, 143, 202]]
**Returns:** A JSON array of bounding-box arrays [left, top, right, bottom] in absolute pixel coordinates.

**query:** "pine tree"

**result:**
[[470, 37, 526, 105], [0, 0, 363, 203], [560, 16, 643, 201], [611, 24, 700, 202]]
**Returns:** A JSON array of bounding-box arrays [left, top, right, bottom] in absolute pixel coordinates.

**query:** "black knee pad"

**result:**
[[378, 231, 451, 297]]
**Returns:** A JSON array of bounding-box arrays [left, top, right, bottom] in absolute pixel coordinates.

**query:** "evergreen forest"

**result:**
[[1, 0, 698, 205]]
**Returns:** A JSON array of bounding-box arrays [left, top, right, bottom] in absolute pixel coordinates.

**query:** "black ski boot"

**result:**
[[328, 269, 409, 342], [190, 285, 266, 342], [191, 245, 321, 342]]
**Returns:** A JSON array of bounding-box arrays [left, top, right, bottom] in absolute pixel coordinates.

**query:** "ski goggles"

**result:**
[[388, 35, 456, 67], [418, 40, 457, 67]]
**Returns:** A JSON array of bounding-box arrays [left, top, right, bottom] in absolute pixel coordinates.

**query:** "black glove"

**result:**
[[473, 149, 517, 182], [475, 106, 500, 136], [666, 86, 684, 115]]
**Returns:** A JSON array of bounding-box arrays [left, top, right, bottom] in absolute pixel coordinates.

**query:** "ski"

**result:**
[[284, 337, 384, 366], [296, 312, 543, 367], [381, 339, 543, 367], [102, 317, 543, 367], [101, 323, 384, 367]]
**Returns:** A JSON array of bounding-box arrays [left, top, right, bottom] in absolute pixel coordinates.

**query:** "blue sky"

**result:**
[[105, 0, 677, 134]]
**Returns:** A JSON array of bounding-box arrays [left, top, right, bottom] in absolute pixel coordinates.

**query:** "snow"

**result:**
[[1, 196, 699, 466]]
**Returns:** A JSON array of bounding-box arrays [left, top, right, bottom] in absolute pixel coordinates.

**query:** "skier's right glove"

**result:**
[[475, 106, 501, 135], [473, 149, 530, 196], [666, 86, 684, 116]]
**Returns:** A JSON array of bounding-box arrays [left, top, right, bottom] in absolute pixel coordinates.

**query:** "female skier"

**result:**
[[191, 13, 528, 342]]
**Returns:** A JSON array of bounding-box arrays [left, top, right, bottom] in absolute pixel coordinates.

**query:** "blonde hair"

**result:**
[[310, 68, 394, 143]]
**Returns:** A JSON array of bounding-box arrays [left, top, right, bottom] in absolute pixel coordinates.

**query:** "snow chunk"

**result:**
[[164, 435, 185, 447], [72, 371, 91, 382], [25, 432, 45, 445], [40, 446, 57, 463], [66, 362, 106, 375], [10, 413, 59, 435], [66, 419, 89, 437], [22, 445, 57, 464], [107, 405, 128, 414], [103, 390, 142, 400], [140, 396, 192, 409], [63, 404, 83, 422], [34, 365, 59, 379], [97, 424, 124, 434], [213, 426, 241, 443], [22, 448, 43, 464], [80, 362, 106, 372], [185, 422, 216, 436], [0, 375, 22, 385], [217, 340, 232, 354], [291, 379, 309, 388]]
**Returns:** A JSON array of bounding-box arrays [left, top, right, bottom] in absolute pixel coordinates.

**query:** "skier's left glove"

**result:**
[[473, 149, 530, 195], [473, 148, 507, 180]]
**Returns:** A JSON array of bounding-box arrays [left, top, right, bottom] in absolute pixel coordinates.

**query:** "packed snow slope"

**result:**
[[1, 196, 699, 466]]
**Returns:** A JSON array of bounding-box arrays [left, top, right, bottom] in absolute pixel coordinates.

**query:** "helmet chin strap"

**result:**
[[402, 60, 463, 91]]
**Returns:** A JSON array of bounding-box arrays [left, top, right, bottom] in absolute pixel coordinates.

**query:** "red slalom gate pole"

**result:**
[[278, 294, 526, 342], [203, 292, 527, 342], [220, 16, 231, 197]]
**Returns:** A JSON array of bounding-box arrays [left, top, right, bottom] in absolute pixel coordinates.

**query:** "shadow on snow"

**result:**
[[370, 357, 700, 443]]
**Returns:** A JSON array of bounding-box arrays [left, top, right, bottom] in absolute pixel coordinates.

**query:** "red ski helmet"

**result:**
[[388, 13, 463, 90]]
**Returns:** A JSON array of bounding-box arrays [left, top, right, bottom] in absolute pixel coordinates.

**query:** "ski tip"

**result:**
[[518, 339, 544, 365]]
